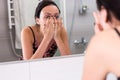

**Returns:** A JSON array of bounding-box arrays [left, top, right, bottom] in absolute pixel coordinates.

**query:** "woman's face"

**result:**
[[36, 5, 60, 27]]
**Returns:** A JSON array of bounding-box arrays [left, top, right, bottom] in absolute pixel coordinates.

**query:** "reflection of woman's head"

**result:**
[[35, 0, 60, 19], [96, 0, 120, 22]]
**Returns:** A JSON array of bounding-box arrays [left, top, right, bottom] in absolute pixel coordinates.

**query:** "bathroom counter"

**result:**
[[0, 54, 84, 65], [0, 54, 84, 80], [0, 54, 116, 80]]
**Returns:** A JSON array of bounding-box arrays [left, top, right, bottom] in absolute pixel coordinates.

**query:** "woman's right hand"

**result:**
[[93, 12, 104, 34], [42, 17, 54, 40], [93, 10, 112, 34]]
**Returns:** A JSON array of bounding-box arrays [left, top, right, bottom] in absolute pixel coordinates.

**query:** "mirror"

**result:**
[[0, 0, 96, 62]]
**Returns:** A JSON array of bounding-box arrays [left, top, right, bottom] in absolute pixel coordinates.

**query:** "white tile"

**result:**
[[30, 56, 84, 80], [0, 62, 30, 80]]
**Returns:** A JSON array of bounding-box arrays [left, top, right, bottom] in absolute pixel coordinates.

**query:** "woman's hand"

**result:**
[[54, 17, 62, 39], [93, 9, 111, 34], [93, 12, 103, 33], [42, 17, 55, 40], [41, 17, 63, 40]]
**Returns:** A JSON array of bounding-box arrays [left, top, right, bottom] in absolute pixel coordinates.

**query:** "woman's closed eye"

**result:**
[[44, 15, 59, 19], [44, 15, 51, 19]]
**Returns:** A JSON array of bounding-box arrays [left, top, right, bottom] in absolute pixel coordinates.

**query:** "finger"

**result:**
[[100, 9, 107, 23], [94, 23, 103, 33], [93, 11, 100, 24], [51, 17, 55, 29], [48, 17, 53, 29], [45, 18, 51, 27], [53, 17, 57, 30], [59, 17, 62, 27], [55, 20, 58, 31]]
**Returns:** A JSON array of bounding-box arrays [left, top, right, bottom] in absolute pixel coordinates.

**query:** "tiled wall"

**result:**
[[65, 0, 97, 54]]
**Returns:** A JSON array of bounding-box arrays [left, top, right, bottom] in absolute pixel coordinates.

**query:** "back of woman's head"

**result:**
[[35, 0, 60, 19], [96, 0, 120, 22]]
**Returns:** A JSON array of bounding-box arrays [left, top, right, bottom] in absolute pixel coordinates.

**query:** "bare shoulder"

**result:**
[[86, 29, 120, 76], [87, 29, 120, 52], [21, 26, 33, 42], [21, 26, 35, 39], [21, 27, 31, 35], [86, 28, 120, 63]]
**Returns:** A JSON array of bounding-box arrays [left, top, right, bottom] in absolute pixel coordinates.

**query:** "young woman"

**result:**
[[82, 0, 120, 80], [21, 0, 71, 60]]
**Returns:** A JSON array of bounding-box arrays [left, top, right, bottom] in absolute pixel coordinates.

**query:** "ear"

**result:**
[[100, 8, 108, 23], [35, 18, 41, 25]]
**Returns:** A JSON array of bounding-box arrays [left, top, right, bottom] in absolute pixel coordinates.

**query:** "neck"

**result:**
[[39, 26, 44, 37], [110, 15, 120, 28]]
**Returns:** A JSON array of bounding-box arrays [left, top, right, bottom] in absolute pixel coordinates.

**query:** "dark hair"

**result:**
[[96, 0, 120, 22], [35, 0, 60, 18]]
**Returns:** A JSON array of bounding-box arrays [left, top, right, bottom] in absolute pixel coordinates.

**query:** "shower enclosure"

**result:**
[[59, 0, 96, 54]]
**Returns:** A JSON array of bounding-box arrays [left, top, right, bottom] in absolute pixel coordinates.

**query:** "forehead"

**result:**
[[41, 5, 59, 15]]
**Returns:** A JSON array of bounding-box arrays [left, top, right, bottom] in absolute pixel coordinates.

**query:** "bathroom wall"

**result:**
[[65, 0, 97, 54]]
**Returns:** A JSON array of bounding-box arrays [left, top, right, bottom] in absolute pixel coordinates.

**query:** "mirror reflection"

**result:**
[[21, 0, 71, 60], [0, 0, 96, 62]]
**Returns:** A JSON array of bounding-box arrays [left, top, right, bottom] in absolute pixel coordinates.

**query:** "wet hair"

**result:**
[[96, 0, 120, 22], [35, 0, 61, 19]]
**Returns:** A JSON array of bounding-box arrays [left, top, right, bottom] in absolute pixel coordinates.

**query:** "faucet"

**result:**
[[74, 37, 88, 46], [73, 37, 88, 53], [81, 37, 87, 45]]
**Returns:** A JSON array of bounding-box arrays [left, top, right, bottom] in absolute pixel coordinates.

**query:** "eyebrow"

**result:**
[[44, 12, 59, 15]]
